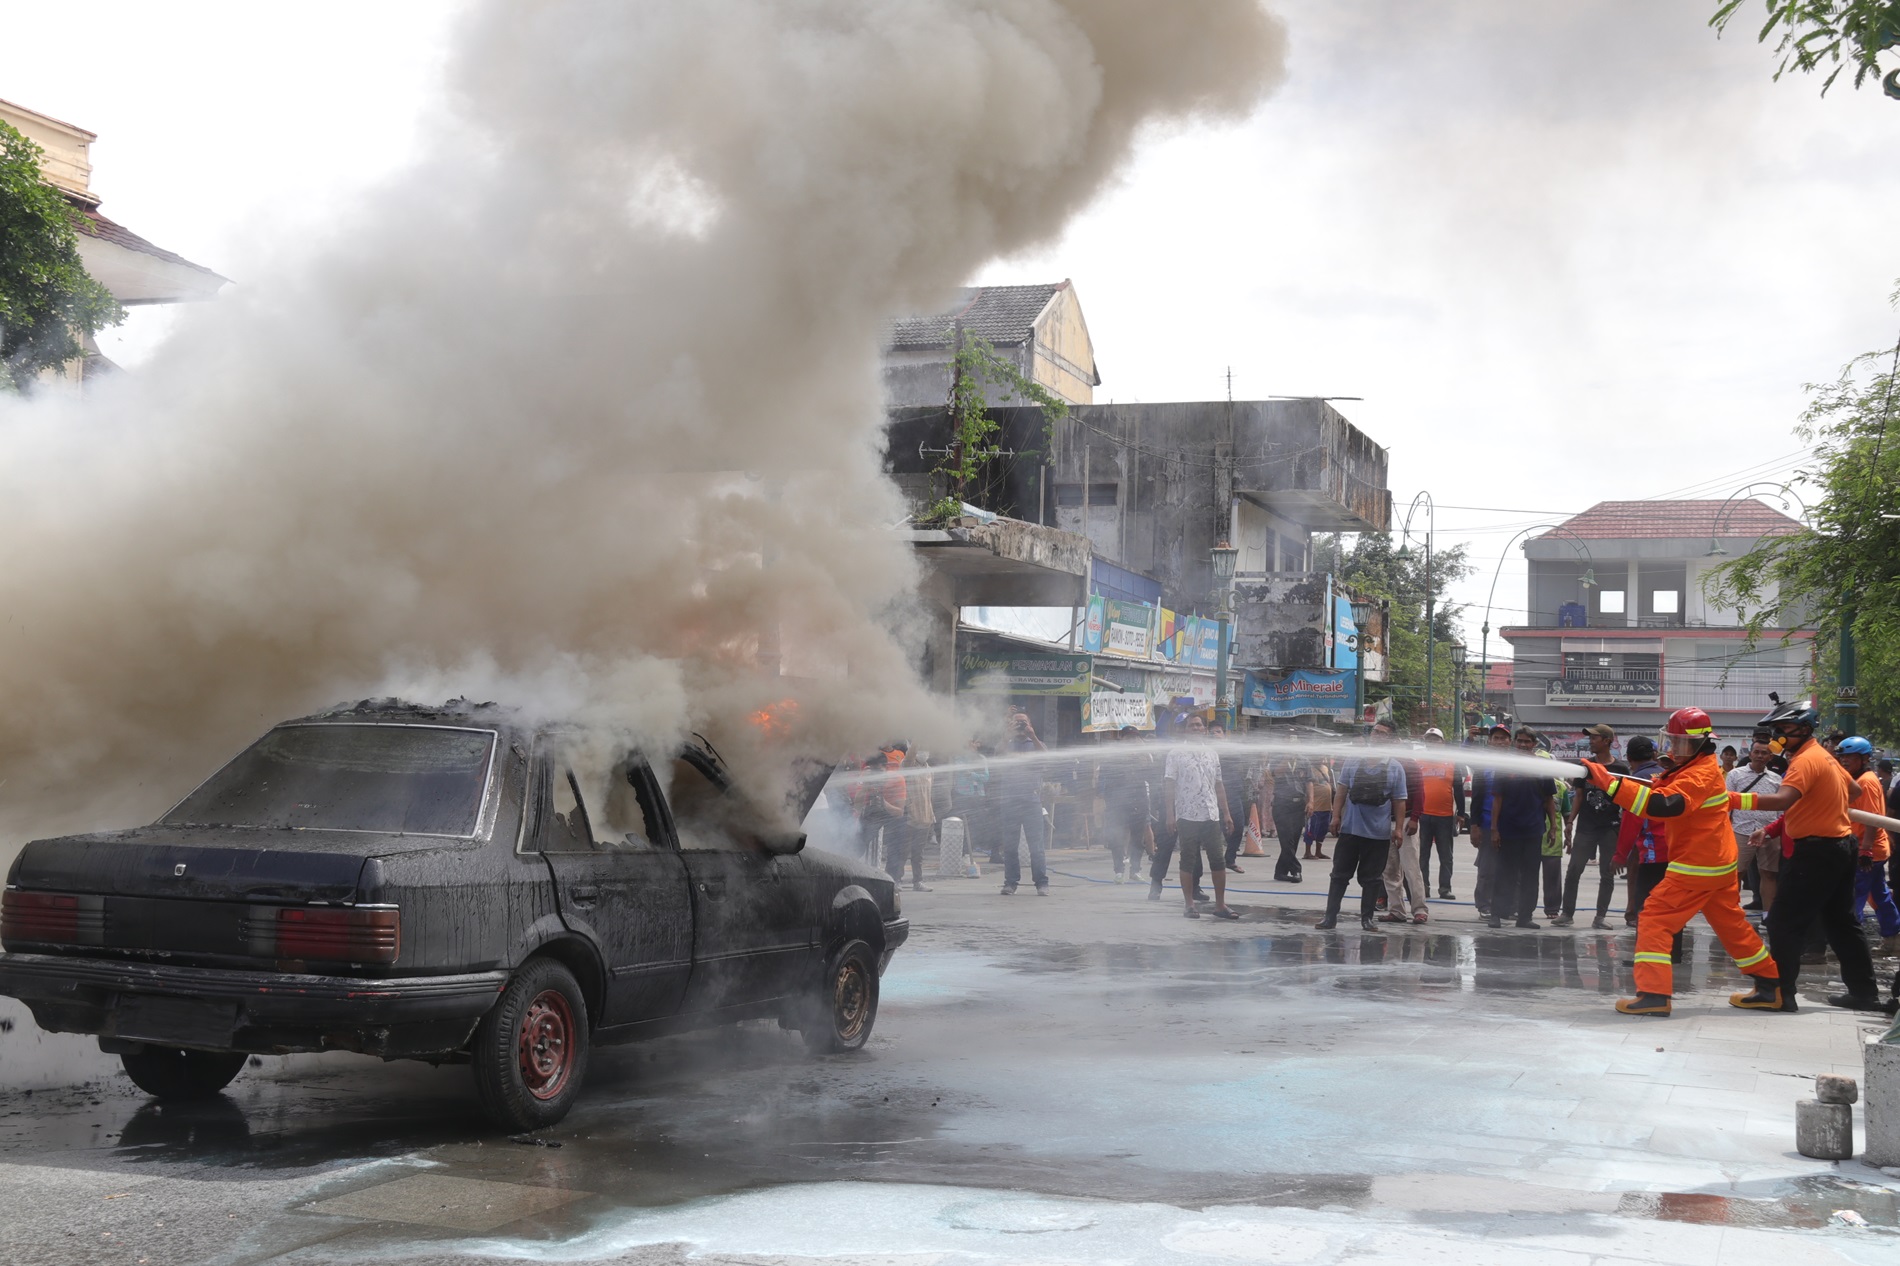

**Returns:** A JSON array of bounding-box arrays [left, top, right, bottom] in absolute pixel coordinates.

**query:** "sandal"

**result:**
[[1377, 912, 1407, 923], [1413, 910, 1429, 924], [1212, 907, 1240, 920]]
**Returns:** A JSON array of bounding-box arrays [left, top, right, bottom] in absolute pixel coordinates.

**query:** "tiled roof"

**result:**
[[888, 282, 1065, 350], [72, 203, 226, 281], [1539, 499, 1804, 541]]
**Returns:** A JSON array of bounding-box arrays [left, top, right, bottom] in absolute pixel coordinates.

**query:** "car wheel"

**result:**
[[803, 938, 879, 1054], [119, 1047, 247, 1101], [471, 957, 590, 1131]]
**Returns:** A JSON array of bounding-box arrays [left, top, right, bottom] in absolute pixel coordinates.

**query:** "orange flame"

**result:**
[[747, 698, 799, 740]]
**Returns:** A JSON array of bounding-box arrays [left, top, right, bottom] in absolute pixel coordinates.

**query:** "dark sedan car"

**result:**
[[0, 700, 907, 1130]]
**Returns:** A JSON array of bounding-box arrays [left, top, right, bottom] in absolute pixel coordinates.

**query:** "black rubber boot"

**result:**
[[1316, 878, 1347, 930], [1615, 993, 1673, 1017], [1729, 977, 1786, 1011]]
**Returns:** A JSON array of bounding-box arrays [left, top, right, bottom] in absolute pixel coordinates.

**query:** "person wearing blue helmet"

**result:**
[[1837, 737, 1900, 951]]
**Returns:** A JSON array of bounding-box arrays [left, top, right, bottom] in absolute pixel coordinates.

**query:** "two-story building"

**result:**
[[1499, 499, 1812, 746], [881, 281, 1390, 733]]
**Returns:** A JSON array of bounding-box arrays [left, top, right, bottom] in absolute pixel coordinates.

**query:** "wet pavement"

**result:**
[[1, 847, 1897, 1264]]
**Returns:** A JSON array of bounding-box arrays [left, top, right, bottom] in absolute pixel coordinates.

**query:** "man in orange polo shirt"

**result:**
[[1729, 699, 1879, 1011]]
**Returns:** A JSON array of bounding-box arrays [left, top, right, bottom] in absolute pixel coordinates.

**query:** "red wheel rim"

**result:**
[[517, 988, 576, 1100], [832, 958, 869, 1044]]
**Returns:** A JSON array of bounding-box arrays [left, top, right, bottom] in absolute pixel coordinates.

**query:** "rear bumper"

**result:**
[[0, 951, 506, 1058], [878, 917, 909, 975]]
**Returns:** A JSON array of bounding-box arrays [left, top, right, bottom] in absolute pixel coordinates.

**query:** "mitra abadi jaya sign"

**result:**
[[1240, 668, 1356, 719]]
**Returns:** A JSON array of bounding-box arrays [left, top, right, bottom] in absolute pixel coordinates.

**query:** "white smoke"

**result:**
[[0, 0, 1287, 840]]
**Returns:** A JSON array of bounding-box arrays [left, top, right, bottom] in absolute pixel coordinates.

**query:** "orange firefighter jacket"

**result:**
[[1601, 751, 1738, 879]]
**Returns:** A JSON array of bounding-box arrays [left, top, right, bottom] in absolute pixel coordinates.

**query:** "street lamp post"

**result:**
[[1211, 539, 1239, 727], [1479, 523, 1597, 726], [1396, 491, 1435, 729]]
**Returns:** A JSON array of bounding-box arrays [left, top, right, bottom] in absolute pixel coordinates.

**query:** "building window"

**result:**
[[1600, 590, 1626, 614], [1653, 590, 1680, 615]]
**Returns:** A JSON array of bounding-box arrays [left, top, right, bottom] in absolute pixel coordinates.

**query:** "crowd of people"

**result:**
[[834, 699, 1900, 1015]]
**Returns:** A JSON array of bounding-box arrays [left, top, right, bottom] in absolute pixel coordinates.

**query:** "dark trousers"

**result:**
[[884, 819, 926, 883], [1223, 816, 1246, 867], [1271, 802, 1306, 881], [1106, 809, 1147, 875], [1323, 833, 1390, 922], [993, 794, 1047, 889], [1768, 836, 1877, 996], [1473, 836, 1495, 913], [1492, 835, 1541, 924], [1541, 854, 1564, 915], [1630, 861, 1686, 961], [1416, 815, 1456, 894], [1561, 829, 1618, 921]]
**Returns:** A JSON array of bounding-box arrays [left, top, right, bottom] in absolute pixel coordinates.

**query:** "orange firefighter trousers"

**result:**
[[1633, 872, 1774, 996]]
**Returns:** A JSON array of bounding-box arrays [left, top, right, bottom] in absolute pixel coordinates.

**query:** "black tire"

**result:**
[[119, 1047, 246, 1101], [471, 957, 590, 1132], [802, 938, 879, 1054]]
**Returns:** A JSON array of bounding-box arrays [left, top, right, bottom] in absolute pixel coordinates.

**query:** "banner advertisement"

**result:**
[[1101, 598, 1153, 659], [1544, 677, 1661, 708], [956, 651, 1092, 696], [1082, 690, 1154, 732], [1081, 595, 1106, 654], [1240, 668, 1356, 718]]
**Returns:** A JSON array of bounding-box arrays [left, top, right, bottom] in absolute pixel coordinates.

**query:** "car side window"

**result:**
[[666, 756, 746, 852], [576, 756, 659, 851], [543, 768, 593, 854]]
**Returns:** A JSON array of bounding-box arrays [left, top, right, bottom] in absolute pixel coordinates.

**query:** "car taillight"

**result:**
[[2, 890, 104, 946], [276, 906, 400, 965]]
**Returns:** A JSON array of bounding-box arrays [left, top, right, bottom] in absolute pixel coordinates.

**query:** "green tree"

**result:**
[[0, 121, 122, 391], [1702, 307, 1900, 742], [1711, 1, 1900, 96], [1313, 531, 1474, 730], [919, 329, 1068, 525]]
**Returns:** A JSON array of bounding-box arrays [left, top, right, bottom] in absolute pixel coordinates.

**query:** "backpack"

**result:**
[[1347, 759, 1391, 807]]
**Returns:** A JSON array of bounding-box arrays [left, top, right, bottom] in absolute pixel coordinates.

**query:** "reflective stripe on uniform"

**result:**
[[1733, 791, 1756, 811], [1700, 792, 1730, 809], [1666, 860, 1738, 877], [1734, 946, 1772, 969], [1634, 952, 1674, 965], [1629, 786, 1651, 815]]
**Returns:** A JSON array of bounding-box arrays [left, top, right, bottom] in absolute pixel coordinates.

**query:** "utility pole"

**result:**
[[1837, 605, 1858, 734]]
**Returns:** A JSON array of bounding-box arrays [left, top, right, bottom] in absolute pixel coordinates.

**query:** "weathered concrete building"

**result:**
[[883, 281, 1100, 408], [887, 396, 1392, 707]]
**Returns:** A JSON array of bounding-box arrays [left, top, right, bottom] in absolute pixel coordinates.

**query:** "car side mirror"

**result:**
[[758, 830, 806, 856]]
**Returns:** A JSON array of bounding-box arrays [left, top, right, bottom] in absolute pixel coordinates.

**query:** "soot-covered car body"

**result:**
[[0, 700, 905, 1128]]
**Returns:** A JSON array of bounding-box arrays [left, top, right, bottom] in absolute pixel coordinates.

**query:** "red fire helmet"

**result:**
[[1664, 706, 1715, 738]]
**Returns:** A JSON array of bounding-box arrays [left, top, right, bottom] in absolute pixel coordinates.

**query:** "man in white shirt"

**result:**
[[1164, 713, 1237, 921], [1728, 737, 1782, 912]]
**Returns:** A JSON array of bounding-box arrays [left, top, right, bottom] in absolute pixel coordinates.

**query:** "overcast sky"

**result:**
[[4, 1, 1895, 652]]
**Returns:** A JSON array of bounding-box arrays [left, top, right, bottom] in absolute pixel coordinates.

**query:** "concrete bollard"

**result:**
[[1815, 1074, 1859, 1105], [1794, 1098, 1853, 1161], [1867, 1039, 1900, 1168], [938, 817, 967, 879]]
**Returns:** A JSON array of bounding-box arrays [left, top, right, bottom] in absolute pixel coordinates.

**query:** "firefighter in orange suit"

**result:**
[[1580, 707, 1780, 1017]]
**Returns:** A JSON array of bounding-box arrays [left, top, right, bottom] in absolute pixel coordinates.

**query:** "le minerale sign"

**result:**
[[1240, 668, 1355, 719], [957, 652, 1092, 696]]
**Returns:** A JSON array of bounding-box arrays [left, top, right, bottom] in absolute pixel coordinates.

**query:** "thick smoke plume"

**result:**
[[0, 0, 1286, 839]]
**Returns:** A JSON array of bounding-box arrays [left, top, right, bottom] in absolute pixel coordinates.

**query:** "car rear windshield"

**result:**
[[162, 724, 496, 836]]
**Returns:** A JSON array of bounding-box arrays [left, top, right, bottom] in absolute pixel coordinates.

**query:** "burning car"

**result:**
[[0, 700, 906, 1130]]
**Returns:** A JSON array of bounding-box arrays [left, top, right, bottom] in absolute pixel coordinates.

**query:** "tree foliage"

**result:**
[[920, 329, 1068, 524], [1712, 0, 1900, 95], [0, 121, 122, 392], [1703, 309, 1900, 740], [1313, 531, 1474, 730]]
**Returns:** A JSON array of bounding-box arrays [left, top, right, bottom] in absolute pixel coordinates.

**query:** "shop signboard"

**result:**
[[1082, 690, 1154, 732], [1544, 677, 1661, 708], [956, 651, 1092, 696], [1240, 668, 1356, 719], [1101, 598, 1154, 659]]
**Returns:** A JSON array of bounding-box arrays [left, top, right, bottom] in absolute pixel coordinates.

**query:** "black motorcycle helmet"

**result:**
[[1758, 694, 1820, 732]]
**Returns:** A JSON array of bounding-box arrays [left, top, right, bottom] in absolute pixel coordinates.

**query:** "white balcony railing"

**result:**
[[1661, 666, 1812, 712]]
